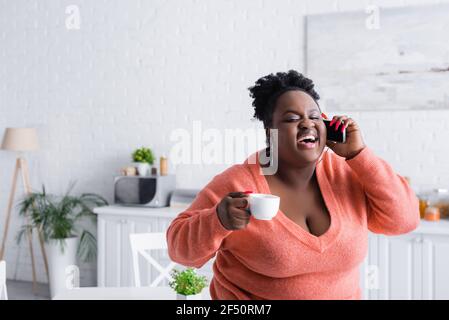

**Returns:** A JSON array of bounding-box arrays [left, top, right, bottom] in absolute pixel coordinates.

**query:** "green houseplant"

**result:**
[[169, 268, 208, 300], [16, 182, 108, 297], [132, 147, 154, 176]]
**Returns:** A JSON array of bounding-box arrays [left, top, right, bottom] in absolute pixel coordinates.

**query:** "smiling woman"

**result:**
[[166, 70, 420, 300]]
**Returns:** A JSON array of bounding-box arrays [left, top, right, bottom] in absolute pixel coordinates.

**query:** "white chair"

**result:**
[[129, 233, 177, 287], [0, 260, 8, 300]]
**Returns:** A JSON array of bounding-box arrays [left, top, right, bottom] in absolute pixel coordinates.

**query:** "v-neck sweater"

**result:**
[[167, 147, 420, 300]]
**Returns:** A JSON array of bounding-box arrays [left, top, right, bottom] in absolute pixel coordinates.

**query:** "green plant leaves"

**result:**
[[16, 182, 108, 262], [78, 230, 97, 262], [131, 147, 154, 165], [169, 268, 208, 295]]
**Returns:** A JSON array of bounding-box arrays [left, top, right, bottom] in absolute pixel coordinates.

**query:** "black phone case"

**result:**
[[324, 119, 346, 143]]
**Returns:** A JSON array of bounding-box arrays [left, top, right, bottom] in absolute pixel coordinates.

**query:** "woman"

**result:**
[[166, 70, 420, 300]]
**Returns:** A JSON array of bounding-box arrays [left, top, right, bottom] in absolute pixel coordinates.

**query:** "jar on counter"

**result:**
[[428, 188, 449, 219], [424, 206, 440, 221], [160, 155, 168, 176], [418, 196, 429, 219]]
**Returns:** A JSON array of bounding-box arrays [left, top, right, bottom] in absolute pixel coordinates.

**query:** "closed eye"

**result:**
[[285, 116, 320, 122]]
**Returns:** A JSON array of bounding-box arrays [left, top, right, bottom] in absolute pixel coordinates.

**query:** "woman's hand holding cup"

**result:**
[[217, 191, 280, 230], [217, 192, 251, 231]]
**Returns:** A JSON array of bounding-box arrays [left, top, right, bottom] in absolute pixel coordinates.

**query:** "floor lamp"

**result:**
[[0, 128, 49, 293]]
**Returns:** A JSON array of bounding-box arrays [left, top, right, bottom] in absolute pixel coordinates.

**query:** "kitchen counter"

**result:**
[[93, 204, 189, 218], [93, 206, 449, 235], [414, 219, 449, 235]]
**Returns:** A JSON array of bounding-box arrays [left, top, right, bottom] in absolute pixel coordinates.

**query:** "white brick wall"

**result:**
[[1, 0, 448, 285]]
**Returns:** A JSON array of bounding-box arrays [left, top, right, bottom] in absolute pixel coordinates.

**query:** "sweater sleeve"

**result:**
[[166, 166, 253, 268], [345, 147, 420, 235]]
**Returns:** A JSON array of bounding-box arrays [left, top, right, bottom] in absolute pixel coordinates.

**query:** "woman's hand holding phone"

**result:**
[[324, 115, 366, 160]]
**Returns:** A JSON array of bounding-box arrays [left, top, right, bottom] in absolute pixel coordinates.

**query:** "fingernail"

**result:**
[[329, 119, 335, 126], [243, 190, 253, 194], [335, 120, 341, 130], [321, 113, 328, 119]]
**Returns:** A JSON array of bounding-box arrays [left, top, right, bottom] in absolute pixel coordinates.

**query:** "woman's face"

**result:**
[[269, 90, 326, 167]]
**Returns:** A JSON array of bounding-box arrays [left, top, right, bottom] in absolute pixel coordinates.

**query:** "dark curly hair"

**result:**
[[248, 70, 320, 128]]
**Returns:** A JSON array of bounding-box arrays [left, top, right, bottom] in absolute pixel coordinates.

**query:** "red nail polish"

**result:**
[[321, 113, 328, 119], [335, 120, 341, 130], [243, 190, 253, 194], [329, 119, 335, 126]]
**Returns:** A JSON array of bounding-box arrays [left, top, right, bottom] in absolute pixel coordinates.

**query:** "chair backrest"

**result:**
[[129, 233, 177, 287], [0, 260, 8, 300]]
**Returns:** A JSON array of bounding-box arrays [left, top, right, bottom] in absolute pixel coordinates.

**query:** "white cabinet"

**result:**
[[94, 205, 214, 288], [422, 234, 449, 299], [366, 234, 421, 300], [364, 221, 449, 300]]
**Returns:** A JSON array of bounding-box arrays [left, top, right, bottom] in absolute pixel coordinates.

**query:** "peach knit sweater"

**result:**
[[166, 147, 420, 300]]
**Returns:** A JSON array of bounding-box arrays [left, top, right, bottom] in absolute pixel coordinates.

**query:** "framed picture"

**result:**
[[305, 4, 449, 111]]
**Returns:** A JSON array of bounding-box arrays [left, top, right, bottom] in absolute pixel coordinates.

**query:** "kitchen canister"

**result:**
[[160, 155, 168, 176], [428, 188, 449, 219], [424, 206, 440, 222]]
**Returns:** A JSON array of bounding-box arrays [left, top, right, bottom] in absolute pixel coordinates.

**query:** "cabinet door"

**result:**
[[361, 233, 381, 300], [118, 218, 135, 287], [97, 216, 107, 287], [98, 216, 123, 287], [377, 234, 422, 300], [422, 234, 449, 299]]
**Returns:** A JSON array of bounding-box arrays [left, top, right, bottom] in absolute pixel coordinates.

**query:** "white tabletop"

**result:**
[[53, 286, 175, 300], [53, 286, 211, 300]]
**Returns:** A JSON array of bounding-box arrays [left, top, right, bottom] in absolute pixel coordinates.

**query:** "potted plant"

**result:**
[[169, 268, 208, 300], [16, 182, 108, 298], [132, 147, 154, 176]]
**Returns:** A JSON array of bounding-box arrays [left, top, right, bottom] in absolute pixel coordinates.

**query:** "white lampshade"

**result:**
[[1, 128, 39, 151]]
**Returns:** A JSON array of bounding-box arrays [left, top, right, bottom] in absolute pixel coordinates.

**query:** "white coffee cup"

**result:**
[[248, 193, 280, 220]]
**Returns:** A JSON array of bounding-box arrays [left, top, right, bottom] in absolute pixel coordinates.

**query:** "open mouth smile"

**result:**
[[297, 134, 319, 149]]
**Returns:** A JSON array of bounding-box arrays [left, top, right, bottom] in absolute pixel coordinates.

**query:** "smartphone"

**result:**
[[323, 119, 346, 143]]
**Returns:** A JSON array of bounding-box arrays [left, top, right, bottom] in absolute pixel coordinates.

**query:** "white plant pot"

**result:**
[[176, 293, 203, 300], [45, 236, 79, 299], [136, 162, 150, 176]]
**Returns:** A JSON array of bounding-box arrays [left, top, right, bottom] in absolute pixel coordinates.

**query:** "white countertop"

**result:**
[[93, 204, 189, 218], [93, 205, 449, 235], [414, 219, 449, 235]]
